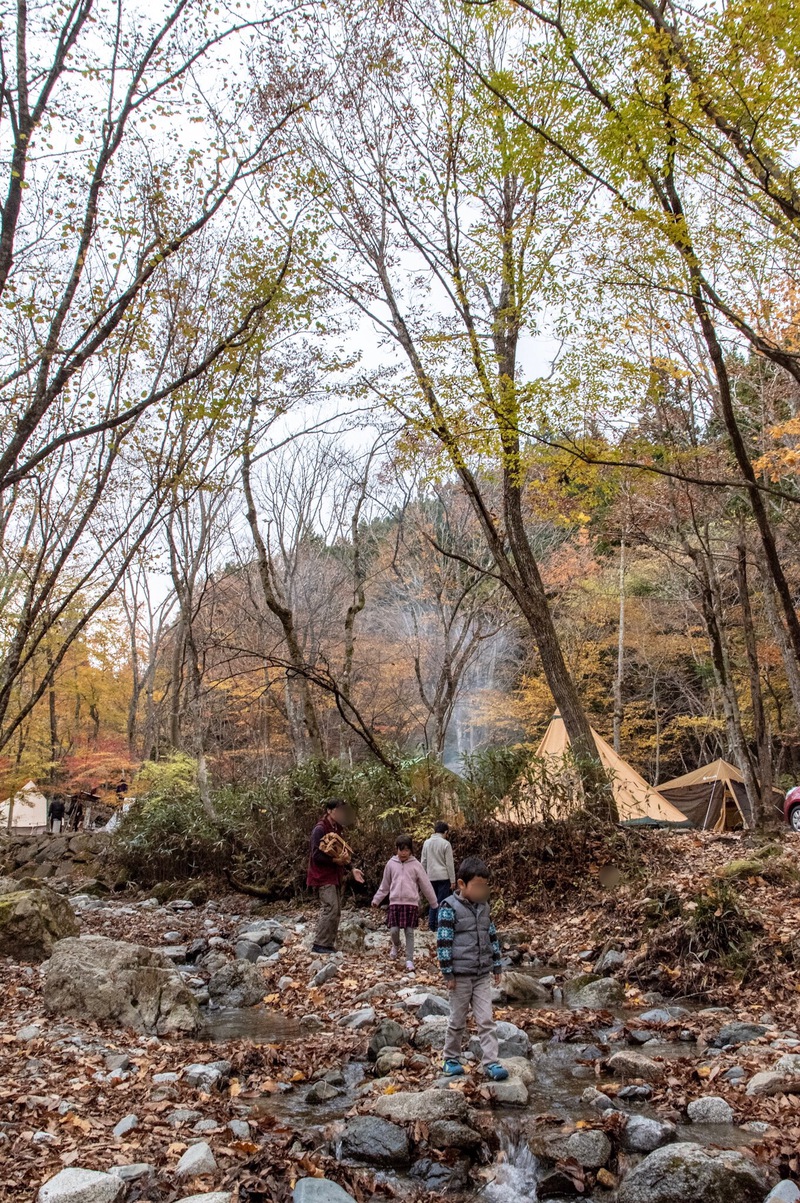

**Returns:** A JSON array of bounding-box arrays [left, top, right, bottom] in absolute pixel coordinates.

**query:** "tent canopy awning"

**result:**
[[501, 714, 691, 826]]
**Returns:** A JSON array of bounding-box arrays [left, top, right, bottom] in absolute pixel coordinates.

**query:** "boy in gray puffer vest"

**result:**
[[436, 856, 509, 1081]]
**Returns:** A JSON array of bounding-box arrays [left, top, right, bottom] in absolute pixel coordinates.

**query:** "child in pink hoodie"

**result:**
[[372, 834, 438, 971]]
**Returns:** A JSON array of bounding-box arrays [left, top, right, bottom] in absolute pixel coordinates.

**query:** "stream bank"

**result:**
[[4, 828, 800, 1201]]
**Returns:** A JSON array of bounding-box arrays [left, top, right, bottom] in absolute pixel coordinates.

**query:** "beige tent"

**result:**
[[0, 780, 49, 832], [657, 759, 760, 830], [503, 713, 690, 826]]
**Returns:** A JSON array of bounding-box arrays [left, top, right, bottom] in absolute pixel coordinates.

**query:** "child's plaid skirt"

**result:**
[[387, 904, 419, 929]]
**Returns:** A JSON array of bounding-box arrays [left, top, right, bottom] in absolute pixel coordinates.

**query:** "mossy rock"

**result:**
[[0, 887, 79, 961]]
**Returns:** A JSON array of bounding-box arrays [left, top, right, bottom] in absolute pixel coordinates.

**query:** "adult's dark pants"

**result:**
[[428, 878, 452, 931]]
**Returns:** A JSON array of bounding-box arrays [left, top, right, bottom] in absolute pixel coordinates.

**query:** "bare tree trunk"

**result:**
[[169, 618, 185, 749], [695, 544, 760, 826], [613, 539, 626, 754], [736, 534, 772, 823], [241, 426, 323, 761], [757, 546, 800, 725]]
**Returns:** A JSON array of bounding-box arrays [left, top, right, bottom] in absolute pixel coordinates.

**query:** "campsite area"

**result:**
[[4, 0, 800, 1201]]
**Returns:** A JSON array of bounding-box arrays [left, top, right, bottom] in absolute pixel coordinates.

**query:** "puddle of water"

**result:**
[[256, 1060, 366, 1123], [204, 1006, 301, 1044]]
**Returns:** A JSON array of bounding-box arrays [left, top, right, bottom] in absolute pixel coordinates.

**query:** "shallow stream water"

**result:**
[[201, 989, 758, 1201]]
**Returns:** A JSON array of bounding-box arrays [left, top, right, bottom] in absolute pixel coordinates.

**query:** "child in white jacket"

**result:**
[[372, 834, 438, 971]]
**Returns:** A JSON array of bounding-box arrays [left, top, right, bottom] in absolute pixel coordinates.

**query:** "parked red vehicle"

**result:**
[[785, 787, 800, 831]]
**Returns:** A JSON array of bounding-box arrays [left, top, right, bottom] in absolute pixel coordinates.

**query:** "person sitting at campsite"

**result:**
[[436, 855, 509, 1081], [372, 834, 438, 972], [421, 820, 456, 931]]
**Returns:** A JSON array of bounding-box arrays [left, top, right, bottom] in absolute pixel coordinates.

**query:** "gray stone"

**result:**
[[0, 887, 79, 961], [373, 1087, 472, 1123], [184, 1060, 231, 1090], [175, 1140, 217, 1176], [617, 1141, 767, 1203], [152, 1071, 178, 1083], [485, 1077, 528, 1105], [207, 960, 265, 1008], [594, 949, 626, 974], [774, 1053, 800, 1076], [104, 1053, 130, 1072], [581, 1086, 619, 1111], [413, 1016, 449, 1050], [375, 1050, 406, 1076], [764, 1183, 800, 1203], [746, 1070, 797, 1097], [112, 1113, 138, 1138], [426, 1119, 482, 1150], [416, 993, 451, 1018], [311, 962, 338, 988], [368, 1018, 408, 1061], [193, 1118, 220, 1133], [293, 1180, 355, 1203], [43, 936, 200, 1035], [339, 1006, 375, 1030], [228, 1119, 250, 1140], [617, 1084, 653, 1101], [687, 1095, 734, 1124], [607, 1050, 666, 1083], [723, 1066, 746, 1081], [16, 1023, 41, 1041], [337, 920, 367, 954], [620, 1114, 677, 1153], [563, 1128, 612, 1168], [168, 1109, 202, 1126], [306, 1079, 340, 1104], [563, 975, 625, 1009], [499, 970, 551, 1002], [714, 1022, 769, 1047], [235, 940, 263, 963], [174, 1196, 232, 1203], [109, 1165, 153, 1183], [37, 1169, 125, 1203], [164, 930, 183, 943], [339, 1116, 410, 1165]]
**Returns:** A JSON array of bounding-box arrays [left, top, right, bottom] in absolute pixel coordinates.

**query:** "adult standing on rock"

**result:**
[[307, 797, 364, 955]]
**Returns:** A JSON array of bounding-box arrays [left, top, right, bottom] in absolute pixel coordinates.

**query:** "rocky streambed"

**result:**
[[2, 873, 800, 1203]]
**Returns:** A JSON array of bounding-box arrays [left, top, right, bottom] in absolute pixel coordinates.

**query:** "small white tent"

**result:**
[[0, 780, 49, 832]]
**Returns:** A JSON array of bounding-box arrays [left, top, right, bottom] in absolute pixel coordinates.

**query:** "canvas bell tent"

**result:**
[[502, 713, 690, 826], [0, 780, 49, 832], [656, 759, 760, 830]]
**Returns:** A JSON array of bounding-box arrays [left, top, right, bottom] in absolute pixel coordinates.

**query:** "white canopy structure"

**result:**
[[0, 780, 49, 832]]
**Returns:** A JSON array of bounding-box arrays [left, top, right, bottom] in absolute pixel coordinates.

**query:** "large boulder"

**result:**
[[0, 886, 78, 960], [617, 1142, 767, 1203], [564, 974, 624, 1009], [338, 1116, 410, 1166], [207, 960, 265, 1008], [43, 935, 201, 1034]]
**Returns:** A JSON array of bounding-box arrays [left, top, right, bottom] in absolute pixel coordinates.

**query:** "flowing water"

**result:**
[[480, 1123, 540, 1203]]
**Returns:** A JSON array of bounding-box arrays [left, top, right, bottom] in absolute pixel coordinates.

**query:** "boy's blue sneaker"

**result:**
[[485, 1062, 509, 1081], [442, 1058, 465, 1076]]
